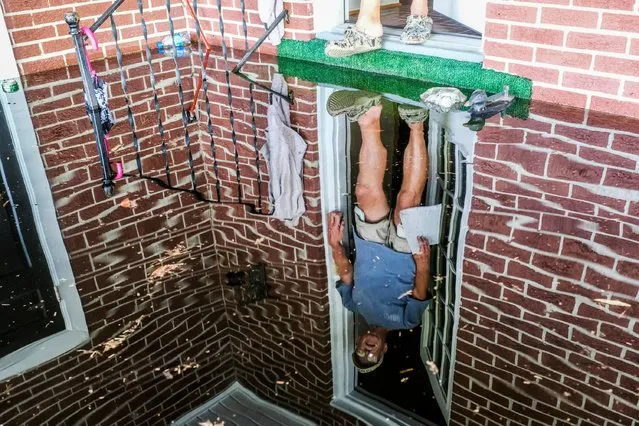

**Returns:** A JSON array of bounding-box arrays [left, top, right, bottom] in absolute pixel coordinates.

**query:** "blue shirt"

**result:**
[[336, 229, 430, 329]]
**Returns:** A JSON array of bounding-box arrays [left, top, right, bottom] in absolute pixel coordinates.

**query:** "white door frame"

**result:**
[[319, 86, 443, 426], [319, 86, 477, 424], [313, 0, 484, 63], [0, 12, 88, 382]]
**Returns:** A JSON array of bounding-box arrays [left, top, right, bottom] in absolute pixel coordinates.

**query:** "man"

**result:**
[[327, 90, 432, 373], [325, 0, 433, 58]]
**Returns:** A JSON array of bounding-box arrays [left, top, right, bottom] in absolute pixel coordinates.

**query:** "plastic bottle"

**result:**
[[157, 32, 191, 54]]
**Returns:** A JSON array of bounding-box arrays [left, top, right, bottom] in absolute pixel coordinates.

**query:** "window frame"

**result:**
[[420, 110, 476, 422], [0, 18, 88, 381]]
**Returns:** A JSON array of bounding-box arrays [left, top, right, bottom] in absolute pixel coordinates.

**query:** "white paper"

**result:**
[[399, 204, 443, 254]]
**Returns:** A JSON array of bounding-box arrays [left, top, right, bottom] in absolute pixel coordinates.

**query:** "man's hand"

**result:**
[[412, 236, 431, 272], [412, 237, 431, 301], [328, 211, 345, 249]]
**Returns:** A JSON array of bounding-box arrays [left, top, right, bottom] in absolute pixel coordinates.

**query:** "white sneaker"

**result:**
[[400, 15, 433, 45], [325, 26, 382, 58]]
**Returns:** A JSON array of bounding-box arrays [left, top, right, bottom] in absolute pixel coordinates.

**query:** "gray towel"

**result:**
[[261, 74, 307, 227]]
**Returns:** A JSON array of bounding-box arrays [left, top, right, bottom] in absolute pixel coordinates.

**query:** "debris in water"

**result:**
[[149, 243, 189, 282], [162, 361, 200, 380], [593, 299, 631, 308], [425, 361, 439, 375], [149, 262, 187, 282], [255, 237, 266, 244], [400, 377, 409, 383], [78, 315, 146, 358], [399, 368, 414, 374], [275, 380, 286, 385]]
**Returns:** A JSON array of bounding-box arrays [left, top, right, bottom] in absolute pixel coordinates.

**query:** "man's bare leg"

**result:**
[[410, 0, 429, 16], [394, 121, 428, 226], [356, 105, 390, 222], [356, 0, 383, 37]]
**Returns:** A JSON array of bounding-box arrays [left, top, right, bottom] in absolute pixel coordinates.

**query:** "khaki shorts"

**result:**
[[354, 206, 412, 253]]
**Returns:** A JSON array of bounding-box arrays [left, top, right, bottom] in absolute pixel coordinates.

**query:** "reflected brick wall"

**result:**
[[451, 106, 639, 426]]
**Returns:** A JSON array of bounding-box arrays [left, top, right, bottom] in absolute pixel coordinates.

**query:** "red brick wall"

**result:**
[[483, 0, 639, 116], [1, 0, 313, 74], [451, 107, 639, 426]]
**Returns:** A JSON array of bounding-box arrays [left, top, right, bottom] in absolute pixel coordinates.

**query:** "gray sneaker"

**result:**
[[327, 90, 382, 122], [420, 87, 467, 113], [400, 15, 433, 45], [325, 26, 382, 58], [398, 104, 429, 124]]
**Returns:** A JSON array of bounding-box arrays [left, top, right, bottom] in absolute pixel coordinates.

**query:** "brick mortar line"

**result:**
[[484, 54, 639, 86], [483, 37, 639, 62], [476, 154, 639, 202], [465, 224, 637, 282]]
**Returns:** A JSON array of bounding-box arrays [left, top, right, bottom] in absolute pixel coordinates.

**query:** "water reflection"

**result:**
[[1, 44, 638, 426]]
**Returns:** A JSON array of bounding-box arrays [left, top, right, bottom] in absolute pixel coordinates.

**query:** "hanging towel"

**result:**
[[261, 73, 307, 227], [258, 0, 285, 46]]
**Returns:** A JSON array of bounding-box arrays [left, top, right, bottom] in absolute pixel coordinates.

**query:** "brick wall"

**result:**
[[450, 106, 639, 426], [483, 0, 639, 116], [1, 0, 313, 74]]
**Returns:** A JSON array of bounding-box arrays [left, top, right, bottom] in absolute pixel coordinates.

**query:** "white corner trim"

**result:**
[[0, 13, 20, 81], [313, 0, 346, 34], [0, 83, 88, 382]]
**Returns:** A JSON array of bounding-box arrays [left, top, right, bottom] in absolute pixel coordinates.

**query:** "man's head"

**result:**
[[352, 328, 388, 374]]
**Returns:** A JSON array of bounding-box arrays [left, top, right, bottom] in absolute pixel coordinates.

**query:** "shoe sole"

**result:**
[[324, 45, 382, 58], [327, 91, 382, 120], [400, 34, 432, 45]]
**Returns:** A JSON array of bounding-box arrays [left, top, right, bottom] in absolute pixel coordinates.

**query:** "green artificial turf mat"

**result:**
[[278, 38, 533, 100], [278, 56, 531, 120]]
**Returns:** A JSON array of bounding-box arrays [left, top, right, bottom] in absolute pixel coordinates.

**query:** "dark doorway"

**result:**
[[347, 100, 446, 425], [0, 102, 64, 358], [356, 326, 447, 425]]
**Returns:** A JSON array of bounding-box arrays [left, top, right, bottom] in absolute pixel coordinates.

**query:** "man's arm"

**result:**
[[412, 237, 430, 300], [328, 211, 354, 284]]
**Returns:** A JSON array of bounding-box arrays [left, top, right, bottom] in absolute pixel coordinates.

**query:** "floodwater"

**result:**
[[1, 44, 638, 426]]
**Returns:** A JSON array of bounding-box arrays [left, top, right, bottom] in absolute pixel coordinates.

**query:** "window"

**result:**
[[0, 81, 88, 382], [421, 123, 472, 421], [0, 107, 65, 356]]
